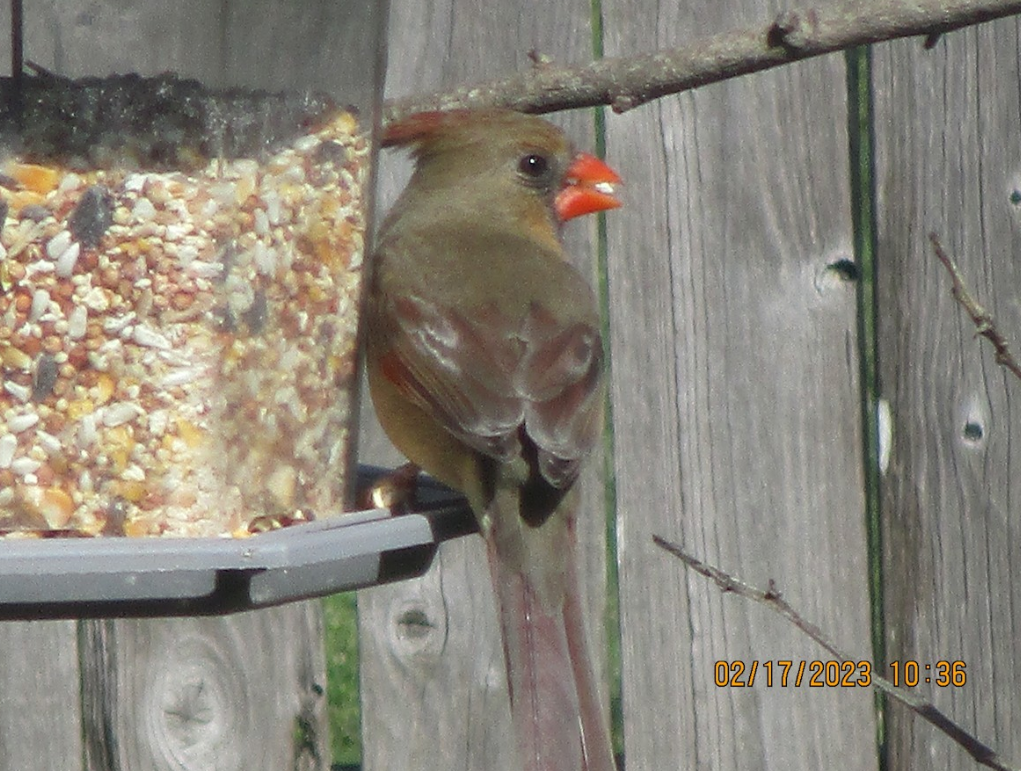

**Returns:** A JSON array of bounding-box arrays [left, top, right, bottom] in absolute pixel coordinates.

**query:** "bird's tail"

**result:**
[[486, 496, 616, 771]]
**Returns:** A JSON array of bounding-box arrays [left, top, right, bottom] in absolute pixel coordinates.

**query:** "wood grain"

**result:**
[[874, 18, 1021, 770], [0, 621, 82, 771], [603, 0, 877, 768], [78, 606, 329, 771], [356, 0, 608, 768]]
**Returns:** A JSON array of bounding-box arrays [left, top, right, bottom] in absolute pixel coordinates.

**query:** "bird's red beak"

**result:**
[[554, 153, 622, 221]]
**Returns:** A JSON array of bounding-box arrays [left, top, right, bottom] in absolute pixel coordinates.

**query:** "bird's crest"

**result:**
[[381, 110, 473, 148]]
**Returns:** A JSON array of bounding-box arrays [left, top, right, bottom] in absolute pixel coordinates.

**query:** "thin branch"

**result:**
[[653, 535, 1019, 771], [384, 0, 1021, 123], [929, 233, 1021, 383]]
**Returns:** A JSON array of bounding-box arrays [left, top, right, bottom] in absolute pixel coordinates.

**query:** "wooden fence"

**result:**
[[1, 1, 1020, 770]]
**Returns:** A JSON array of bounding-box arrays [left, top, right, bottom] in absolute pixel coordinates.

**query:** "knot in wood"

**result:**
[[388, 598, 447, 670], [396, 606, 434, 640], [149, 636, 244, 768]]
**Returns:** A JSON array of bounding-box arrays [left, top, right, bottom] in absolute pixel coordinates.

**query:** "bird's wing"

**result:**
[[373, 267, 603, 490], [513, 301, 604, 487]]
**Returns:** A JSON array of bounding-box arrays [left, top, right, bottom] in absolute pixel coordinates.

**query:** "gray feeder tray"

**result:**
[[0, 466, 476, 620]]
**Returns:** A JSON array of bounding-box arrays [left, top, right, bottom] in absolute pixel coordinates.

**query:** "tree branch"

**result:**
[[653, 535, 1019, 771], [929, 233, 1021, 383], [384, 0, 1021, 123]]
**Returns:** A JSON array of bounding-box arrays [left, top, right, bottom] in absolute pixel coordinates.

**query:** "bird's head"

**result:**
[[382, 109, 621, 228]]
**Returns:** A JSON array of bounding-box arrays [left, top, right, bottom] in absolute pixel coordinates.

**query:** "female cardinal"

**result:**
[[365, 109, 621, 771]]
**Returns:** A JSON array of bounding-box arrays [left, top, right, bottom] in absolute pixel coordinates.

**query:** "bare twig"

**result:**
[[929, 233, 1021, 383], [653, 535, 1019, 771], [384, 0, 1021, 123]]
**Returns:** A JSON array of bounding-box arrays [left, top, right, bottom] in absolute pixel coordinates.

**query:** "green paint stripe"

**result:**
[[845, 45, 887, 769], [590, 0, 625, 760]]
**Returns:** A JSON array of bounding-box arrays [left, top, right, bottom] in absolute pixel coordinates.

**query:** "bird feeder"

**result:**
[[0, 1, 474, 618]]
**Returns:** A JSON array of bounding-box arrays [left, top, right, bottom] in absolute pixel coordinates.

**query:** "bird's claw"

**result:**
[[361, 462, 421, 514]]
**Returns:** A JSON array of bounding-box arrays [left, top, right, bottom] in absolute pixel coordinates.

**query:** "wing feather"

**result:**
[[376, 290, 602, 487]]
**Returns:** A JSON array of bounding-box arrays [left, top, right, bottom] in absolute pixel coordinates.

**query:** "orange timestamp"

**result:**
[[714, 660, 967, 688]]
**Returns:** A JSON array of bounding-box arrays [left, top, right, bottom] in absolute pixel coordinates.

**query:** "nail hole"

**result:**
[[1010, 189, 1021, 206], [827, 258, 859, 281], [962, 420, 984, 443]]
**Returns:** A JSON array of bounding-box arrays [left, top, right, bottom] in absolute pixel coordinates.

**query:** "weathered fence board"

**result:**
[[0, 621, 81, 769], [355, 0, 610, 768], [874, 19, 1021, 771], [78, 609, 329, 771], [603, 0, 877, 768]]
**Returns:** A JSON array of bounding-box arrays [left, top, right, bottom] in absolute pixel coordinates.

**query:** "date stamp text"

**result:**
[[714, 660, 967, 688]]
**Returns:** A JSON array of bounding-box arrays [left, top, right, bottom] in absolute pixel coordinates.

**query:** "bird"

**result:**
[[365, 108, 621, 771]]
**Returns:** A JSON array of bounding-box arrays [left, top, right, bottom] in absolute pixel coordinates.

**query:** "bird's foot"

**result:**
[[361, 462, 421, 514]]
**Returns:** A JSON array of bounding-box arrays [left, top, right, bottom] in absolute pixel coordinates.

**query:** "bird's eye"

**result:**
[[518, 153, 549, 179]]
